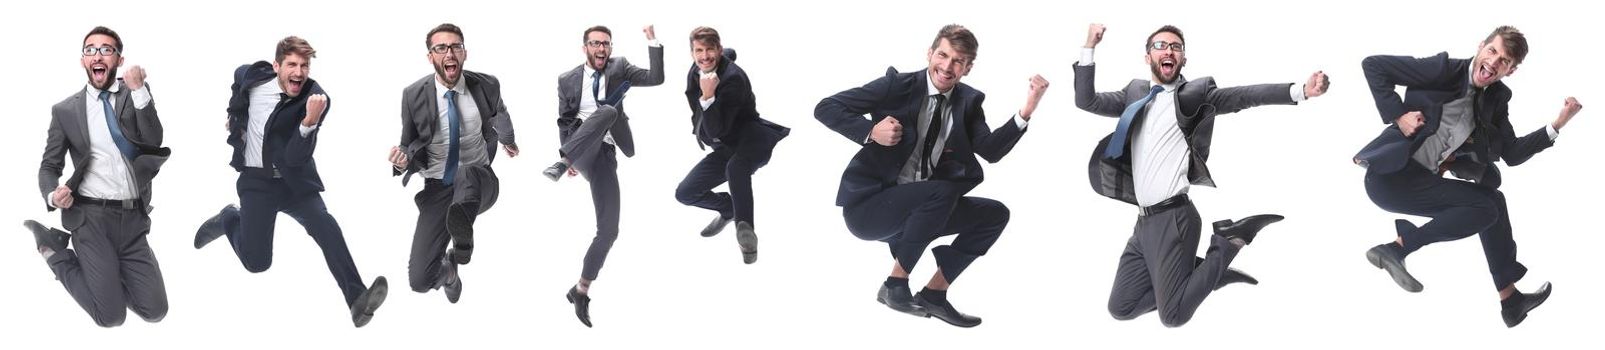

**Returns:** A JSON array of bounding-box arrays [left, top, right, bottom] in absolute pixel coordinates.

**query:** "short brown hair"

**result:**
[[689, 26, 721, 47], [84, 26, 123, 52], [426, 23, 464, 48], [584, 25, 612, 42], [1147, 25, 1185, 49], [929, 24, 978, 61], [275, 36, 317, 64], [1483, 26, 1529, 66]]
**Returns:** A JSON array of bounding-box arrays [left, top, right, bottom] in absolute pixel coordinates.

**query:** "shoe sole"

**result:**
[[353, 278, 389, 328], [876, 296, 928, 317], [737, 230, 758, 264], [1366, 248, 1423, 293]]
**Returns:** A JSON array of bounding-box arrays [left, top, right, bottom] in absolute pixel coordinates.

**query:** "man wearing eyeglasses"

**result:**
[[389, 23, 519, 306], [816, 24, 1047, 328], [194, 35, 389, 328], [679, 26, 788, 266], [1354, 26, 1581, 327], [26, 26, 170, 327], [542, 24, 663, 328], [1076, 24, 1328, 327]]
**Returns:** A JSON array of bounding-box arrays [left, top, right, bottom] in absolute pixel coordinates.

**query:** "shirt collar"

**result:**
[[435, 77, 465, 99], [584, 64, 601, 79], [85, 81, 121, 99]]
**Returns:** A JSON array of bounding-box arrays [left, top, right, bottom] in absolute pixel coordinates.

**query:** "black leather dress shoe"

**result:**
[[443, 250, 462, 304], [735, 221, 757, 264], [1501, 282, 1552, 328], [700, 215, 733, 237], [24, 220, 68, 253], [543, 162, 568, 182], [915, 292, 981, 328], [876, 283, 925, 316], [194, 205, 238, 249], [1211, 214, 1284, 245], [1365, 243, 1423, 293], [448, 204, 476, 265], [567, 286, 592, 328], [1215, 267, 1259, 290], [351, 276, 389, 328]]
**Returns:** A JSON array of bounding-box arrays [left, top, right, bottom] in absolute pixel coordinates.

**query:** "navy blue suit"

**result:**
[[676, 49, 789, 225], [1356, 53, 1555, 290], [207, 61, 370, 307], [816, 67, 1024, 283]]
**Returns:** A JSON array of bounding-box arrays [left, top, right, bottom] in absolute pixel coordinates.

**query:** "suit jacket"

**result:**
[[226, 61, 330, 197], [557, 45, 665, 151], [683, 48, 789, 153], [40, 81, 170, 218], [394, 70, 517, 186], [816, 67, 1026, 207], [1354, 53, 1551, 187], [1073, 64, 1297, 206]]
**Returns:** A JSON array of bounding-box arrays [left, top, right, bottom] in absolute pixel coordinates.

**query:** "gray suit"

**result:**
[[395, 71, 515, 292], [555, 45, 664, 281], [37, 81, 171, 327], [1075, 63, 1296, 327]]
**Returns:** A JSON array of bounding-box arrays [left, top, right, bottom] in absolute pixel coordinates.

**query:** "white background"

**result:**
[[2, 0, 1598, 348]]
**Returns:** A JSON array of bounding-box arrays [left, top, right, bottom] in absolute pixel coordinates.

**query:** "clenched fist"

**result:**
[[870, 116, 903, 146], [303, 94, 328, 127]]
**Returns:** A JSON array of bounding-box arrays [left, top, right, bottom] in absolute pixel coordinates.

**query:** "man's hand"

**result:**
[[1396, 111, 1425, 137], [870, 117, 903, 146], [643, 25, 656, 41], [303, 94, 328, 127], [1304, 71, 1330, 98], [389, 146, 409, 170], [1020, 75, 1050, 120], [124, 65, 146, 91], [1085, 24, 1106, 49], [699, 72, 719, 101], [51, 185, 74, 209], [503, 143, 520, 157], [1554, 97, 1583, 131]]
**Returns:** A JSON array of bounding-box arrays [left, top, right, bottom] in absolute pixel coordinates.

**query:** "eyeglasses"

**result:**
[[1148, 41, 1185, 52], [82, 46, 119, 57], [430, 43, 467, 54], [586, 40, 612, 48]]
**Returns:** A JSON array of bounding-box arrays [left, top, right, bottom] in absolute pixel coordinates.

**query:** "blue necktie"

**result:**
[[98, 91, 137, 160], [443, 89, 461, 186], [591, 70, 603, 103], [1103, 85, 1166, 159]]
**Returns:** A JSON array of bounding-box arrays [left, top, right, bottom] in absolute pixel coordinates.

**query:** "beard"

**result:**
[[86, 68, 118, 91], [1149, 60, 1182, 84]]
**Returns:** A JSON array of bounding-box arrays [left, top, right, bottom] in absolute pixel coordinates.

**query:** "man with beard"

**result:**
[[677, 26, 788, 265], [541, 24, 663, 328], [389, 23, 520, 306], [25, 26, 170, 327], [1075, 24, 1328, 327], [194, 35, 389, 328], [1353, 26, 1581, 327], [815, 24, 1048, 328]]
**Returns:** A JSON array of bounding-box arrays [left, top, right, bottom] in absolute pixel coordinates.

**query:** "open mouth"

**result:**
[[91, 64, 109, 81], [443, 61, 460, 76], [286, 78, 304, 94], [1476, 62, 1495, 82], [1159, 58, 1177, 76]]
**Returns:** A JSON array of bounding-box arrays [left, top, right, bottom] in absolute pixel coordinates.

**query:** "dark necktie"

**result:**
[[591, 70, 603, 102], [443, 89, 462, 186], [920, 94, 946, 179], [1104, 85, 1166, 159], [98, 90, 137, 160]]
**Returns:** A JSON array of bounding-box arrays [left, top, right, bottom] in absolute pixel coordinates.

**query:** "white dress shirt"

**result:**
[[242, 78, 317, 169], [580, 64, 615, 145], [422, 79, 489, 180], [75, 83, 151, 201]]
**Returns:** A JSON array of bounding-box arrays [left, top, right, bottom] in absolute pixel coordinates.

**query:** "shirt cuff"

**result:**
[[699, 96, 715, 110], [130, 85, 153, 109], [1289, 83, 1307, 102], [1545, 124, 1559, 141], [1077, 48, 1095, 66], [299, 124, 318, 137], [649, 39, 662, 47], [1013, 114, 1029, 128]]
